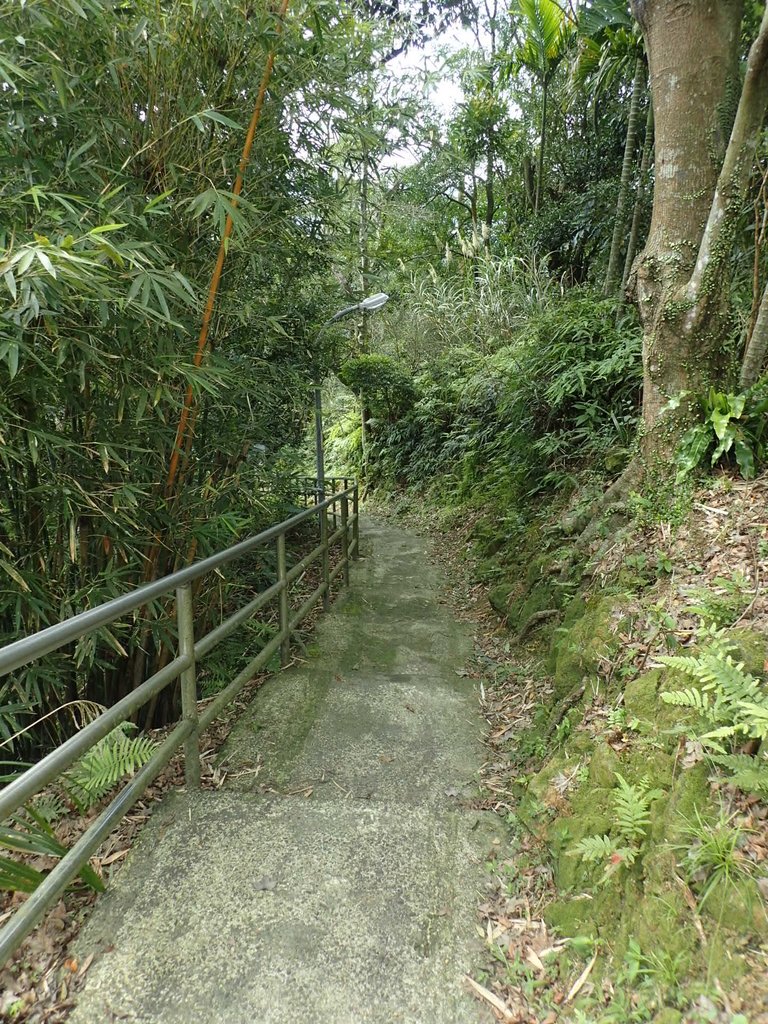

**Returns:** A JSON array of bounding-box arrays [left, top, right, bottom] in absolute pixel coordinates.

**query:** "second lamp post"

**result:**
[[314, 291, 389, 502]]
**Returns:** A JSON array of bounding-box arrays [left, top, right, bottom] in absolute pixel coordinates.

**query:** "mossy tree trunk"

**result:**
[[630, 0, 768, 463], [621, 100, 654, 298], [604, 57, 646, 297], [740, 278, 768, 386], [535, 76, 548, 215]]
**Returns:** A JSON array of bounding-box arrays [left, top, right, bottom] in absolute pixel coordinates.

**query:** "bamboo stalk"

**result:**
[[141, 0, 292, 594], [165, 0, 292, 502]]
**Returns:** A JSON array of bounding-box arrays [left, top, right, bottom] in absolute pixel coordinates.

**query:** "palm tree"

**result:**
[[575, 0, 649, 295], [512, 0, 573, 214]]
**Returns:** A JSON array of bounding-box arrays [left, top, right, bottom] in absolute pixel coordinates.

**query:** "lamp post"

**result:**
[[314, 292, 389, 502]]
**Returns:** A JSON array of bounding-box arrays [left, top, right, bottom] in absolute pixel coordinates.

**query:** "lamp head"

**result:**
[[359, 292, 389, 312]]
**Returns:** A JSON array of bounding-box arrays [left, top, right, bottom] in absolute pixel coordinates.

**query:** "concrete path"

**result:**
[[71, 519, 493, 1024]]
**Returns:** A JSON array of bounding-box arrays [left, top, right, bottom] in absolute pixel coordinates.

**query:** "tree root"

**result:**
[[560, 459, 643, 542], [516, 608, 560, 643], [545, 684, 586, 741]]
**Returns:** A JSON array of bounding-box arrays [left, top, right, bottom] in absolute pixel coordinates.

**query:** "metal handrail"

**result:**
[[0, 480, 361, 964], [0, 489, 346, 680]]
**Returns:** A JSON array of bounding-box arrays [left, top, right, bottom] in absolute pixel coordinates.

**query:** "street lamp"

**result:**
[[314, 292, 389, 502]]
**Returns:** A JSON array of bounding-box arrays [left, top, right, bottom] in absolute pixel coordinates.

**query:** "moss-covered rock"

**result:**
[[727, 626, 768, 677], [623, 743, 675, 791], [588, 742, 621, 788], [513, 560, 767, 993], [549, 595, 635, 702], [545, 877, 634, 942], [622, 667, 692, 736], [653, 1009, 683, 1024], [546, 784, 615, 890], [656, 763, 710, 836], [701, 876, 768, 940], [488, 583, 515, 618], [509, 582, 559, 635]]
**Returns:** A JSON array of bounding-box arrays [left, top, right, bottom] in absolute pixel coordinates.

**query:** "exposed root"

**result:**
[[516, 608, 559, 642], [545, 684, 585, 741], [561, 459, 644, 550]]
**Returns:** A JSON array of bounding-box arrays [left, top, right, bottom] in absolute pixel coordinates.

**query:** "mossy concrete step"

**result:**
[[224, 669, 480, 804], [220, 518, 481, 805], [70, 791, 493, 1024], [70, 519, 492, 1023]]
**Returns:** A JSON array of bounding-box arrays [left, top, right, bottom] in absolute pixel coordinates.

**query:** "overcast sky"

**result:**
[[383, 26, 477, 167]]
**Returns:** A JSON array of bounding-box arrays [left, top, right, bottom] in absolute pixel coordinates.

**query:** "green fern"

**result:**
[[709, 753, 768, 796], [30, 793, 67, 823], [613, 773, 663, 842], [659, 625, 768, 790], [738, 701, 768, 740], [65, 723, 156, 812], [570, 834, 619, 862], [569, 773, 662, 882], [660, 687, 710, 713]]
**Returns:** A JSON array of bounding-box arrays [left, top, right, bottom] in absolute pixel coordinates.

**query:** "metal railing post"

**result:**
[[352, 483, 360, 559], [320, 505, 331, 610], [176, 585, 201, 789], [341, 495, 350, 587], [277, 533, 290, 666]]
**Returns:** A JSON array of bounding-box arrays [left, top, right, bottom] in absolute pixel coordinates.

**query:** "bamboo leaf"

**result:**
[[0, 560, 31, 593]]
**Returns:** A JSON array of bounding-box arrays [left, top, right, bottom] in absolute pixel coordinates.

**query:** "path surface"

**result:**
[[71, 519, 493, 1024]]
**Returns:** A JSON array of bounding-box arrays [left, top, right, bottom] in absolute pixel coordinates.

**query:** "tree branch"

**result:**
[[686, 6, 768, 311], [740, 276, 768, 388]]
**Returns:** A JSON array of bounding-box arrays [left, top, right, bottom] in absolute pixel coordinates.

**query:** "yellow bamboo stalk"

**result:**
[[165, 0, 292, 501]]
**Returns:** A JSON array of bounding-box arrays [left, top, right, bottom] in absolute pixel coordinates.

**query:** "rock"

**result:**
[[588, 742, 620, 789], [488, 583, 514, 617]]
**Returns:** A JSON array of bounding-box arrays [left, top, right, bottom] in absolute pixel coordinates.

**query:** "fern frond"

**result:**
[[737, 701, 768, 740], [569, 833, 618, 862], [66, 724, 155, 811], [31, 793, 67, 823], [709, 752, 759, 773], [728, 767, 768, 796], [657, 654, 704, 676], [613, 773, 662, 842], [660, 687, 710, 713]]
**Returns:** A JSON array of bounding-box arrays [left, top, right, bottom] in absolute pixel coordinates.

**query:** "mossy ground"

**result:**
[[385, 476, 768, 1023], [498, 524, 766, 1018]]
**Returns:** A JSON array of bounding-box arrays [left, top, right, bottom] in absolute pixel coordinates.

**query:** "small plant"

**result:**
[[65, 723, 156, 812], [624, 938, 689, 1005], [681, 574, 751, 628], [659, 627, 768, 750], [607, 706, 627, 730], [0, 724, 154, 896], [655, 551, 673, 575], [0, 805, 104, 894], [675, 386, 768, 481], [708, 751, 768, 796], [570, 773, 663, 881], [659, 626, 768, 795], [676, 808, 756, 911]]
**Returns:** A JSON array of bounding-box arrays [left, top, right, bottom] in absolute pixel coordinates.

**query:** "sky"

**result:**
[[383, 26, 477, 167]]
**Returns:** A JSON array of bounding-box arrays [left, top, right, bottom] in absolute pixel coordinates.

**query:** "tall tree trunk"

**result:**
[[485, 144, 495, 255], [522, 155, 535, 210], [621, 101, 655, 297], [740, 278, 768, 387], [534, 78, 548, 214], [630, 0, 747, 460], [604, 57, 646, 296], [484, 5, 497, 255]]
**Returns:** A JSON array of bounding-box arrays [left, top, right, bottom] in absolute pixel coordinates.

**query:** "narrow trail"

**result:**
[[71, 519, 494, 1024]]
